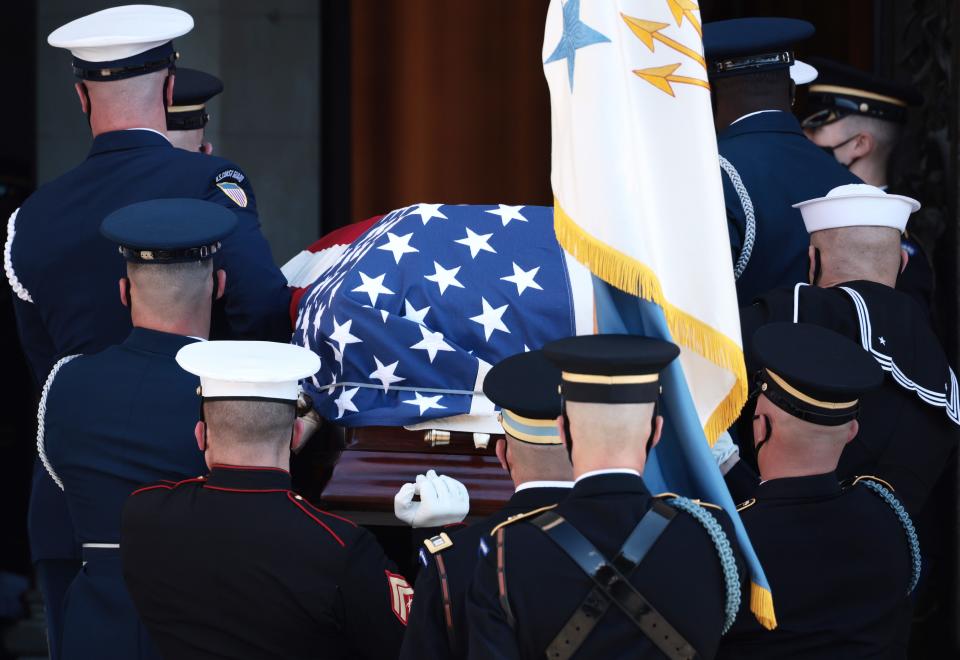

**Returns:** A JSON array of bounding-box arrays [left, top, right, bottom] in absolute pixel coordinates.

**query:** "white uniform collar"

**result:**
[[731, 109, 784, 125], [125, 127, 171, 144], [515, 480, 574, 493], [575, 468, 641, 483]]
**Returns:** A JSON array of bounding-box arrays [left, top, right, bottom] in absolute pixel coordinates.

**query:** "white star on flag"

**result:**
[[352, 272, 394, 306], [879, 336, 886, 346], [325, 340, 344, 368], [380, 310, 390, 323], [470, 297, 511, 341], [329, 318, 362, 355], [410, 203, 448, 225], [501, 262, 543, 295], [333, 386, 360, 419], [485, 204, 528, 226], [369, 356, 405, 392], [410, 325, 455, 363], [424, 261, 465, 295], [377, 232, 419, 264], [454, 227, 497, 259], [403, 391, 447, 415], [402, 299, 431, 325]]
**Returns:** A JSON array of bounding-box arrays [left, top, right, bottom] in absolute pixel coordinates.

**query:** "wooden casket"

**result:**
[[292, 423, 513, 526]]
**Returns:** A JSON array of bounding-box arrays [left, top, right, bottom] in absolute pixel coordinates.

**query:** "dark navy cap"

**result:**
[[752, 323, 883, 426], [484, 351, 563, 444], [703, 18, 814, 78], [101, 199, 237, 264], [543, 335, 680, 404], [802, 57, 923, 127], [167, 68, 224, 131]]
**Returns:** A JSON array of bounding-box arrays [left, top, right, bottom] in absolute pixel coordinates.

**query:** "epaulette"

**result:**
[[423, 532, 454, 555], [655, 492, 723, 511], [736, 498, 756, 512], [489, 505, 557, 536]]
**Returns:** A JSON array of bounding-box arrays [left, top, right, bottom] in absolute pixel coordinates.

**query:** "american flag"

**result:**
[[291, 203, 589, 427]]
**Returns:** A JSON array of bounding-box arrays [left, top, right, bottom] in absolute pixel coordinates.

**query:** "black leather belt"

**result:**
[[531, 502, 696, 660]]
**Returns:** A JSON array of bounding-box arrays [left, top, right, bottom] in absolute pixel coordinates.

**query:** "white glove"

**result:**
[[711, 431, 740, 475], [394, 470, 470, 528]]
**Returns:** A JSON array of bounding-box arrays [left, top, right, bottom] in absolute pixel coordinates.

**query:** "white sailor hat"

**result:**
[[793, 184, 920, 234], [176, 341, 321, 403], [48, 5, 193, 81], [790, 60, 818, 85]]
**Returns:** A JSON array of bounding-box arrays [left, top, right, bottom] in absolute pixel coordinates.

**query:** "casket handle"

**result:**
[[423, 429, 451, 447]]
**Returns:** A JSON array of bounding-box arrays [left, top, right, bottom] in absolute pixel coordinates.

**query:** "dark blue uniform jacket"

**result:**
[[41, 328, 208, 660], [401, 485, 571, 660], [7, 129, 290, 563], [718, 474, 913, 659], [466, 473, 746, 659], [718, 111, 860, 305]]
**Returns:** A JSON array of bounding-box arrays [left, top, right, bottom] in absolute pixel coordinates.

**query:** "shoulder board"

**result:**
[[489, 504, 557, 536], [736, 498, 756, 512], [423, 531, 454, 555], [850, 475, 897, 493]]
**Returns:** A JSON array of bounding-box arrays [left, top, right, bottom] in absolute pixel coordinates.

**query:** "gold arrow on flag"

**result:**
[[666, 0, 702, 37], [634, 63, 710, 96], [621, 14, 705, 69]]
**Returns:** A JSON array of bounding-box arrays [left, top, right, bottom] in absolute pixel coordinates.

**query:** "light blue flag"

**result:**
[[594, 278, 775, 629]]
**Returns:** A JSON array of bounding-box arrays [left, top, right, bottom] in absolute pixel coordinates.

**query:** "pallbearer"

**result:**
[[719, 323, 918, 658], [40, 199, 234, 660], [401, 350, 573, 659], [166, 67, 223, 154], [466, 335, 745, 660], [121, 341, 468, 659]]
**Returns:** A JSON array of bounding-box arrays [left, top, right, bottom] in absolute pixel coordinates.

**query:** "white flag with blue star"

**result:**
[[543, 0, 775, 628]]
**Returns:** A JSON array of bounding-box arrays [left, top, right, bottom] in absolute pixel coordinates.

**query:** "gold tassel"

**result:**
[[553, 200, 748, 444], [750, 582, 778, 630]]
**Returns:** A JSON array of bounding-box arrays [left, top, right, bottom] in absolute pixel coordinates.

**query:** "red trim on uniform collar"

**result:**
[[202, 486, 290, 494]]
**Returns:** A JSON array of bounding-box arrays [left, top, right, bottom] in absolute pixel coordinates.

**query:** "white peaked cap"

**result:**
[[176, 341, 321, 401], [790, 60, 818, 85], [793, 184, 921, 234], [48, 5, 193, 62]]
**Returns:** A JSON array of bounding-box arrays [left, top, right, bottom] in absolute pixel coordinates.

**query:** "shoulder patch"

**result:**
[[423, 531, 453, 555], [213, 168, 249, 208], [216, 181, 248, 208], [489, 504, 557, 536], [386, 570, 414, 626], [736, 498, 756, 512]]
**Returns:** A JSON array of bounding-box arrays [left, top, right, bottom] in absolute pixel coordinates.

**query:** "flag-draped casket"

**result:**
[[287, 204, 593, 520]]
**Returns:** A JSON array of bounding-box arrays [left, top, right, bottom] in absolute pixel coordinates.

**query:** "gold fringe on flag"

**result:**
[[751, 582, 778, 630], [553, 199, 748, 444]]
